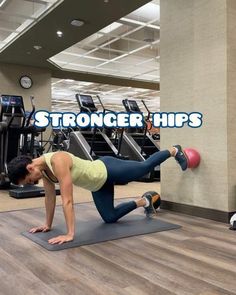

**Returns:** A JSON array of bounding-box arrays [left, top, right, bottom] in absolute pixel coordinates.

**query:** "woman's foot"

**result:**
[[142, 191, 161, 217], [173, 145, 188, 171]]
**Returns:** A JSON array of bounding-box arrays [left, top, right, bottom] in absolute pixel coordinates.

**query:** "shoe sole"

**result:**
[[143, 193, 160, 217], [176, 146, 189, 171]]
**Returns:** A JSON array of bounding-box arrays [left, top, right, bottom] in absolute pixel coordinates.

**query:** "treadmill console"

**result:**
[[122, 99, 141, 113], [0, 95, 25, 122], [76, 94, 97, 112], [1, 95, 24, 107]]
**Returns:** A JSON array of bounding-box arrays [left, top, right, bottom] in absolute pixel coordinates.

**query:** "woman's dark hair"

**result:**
[[7, 155, 32, 184]]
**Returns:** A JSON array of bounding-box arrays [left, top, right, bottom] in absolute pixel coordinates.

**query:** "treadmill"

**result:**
[[68, 94, 122, 160], [121, 99, 160, 181]]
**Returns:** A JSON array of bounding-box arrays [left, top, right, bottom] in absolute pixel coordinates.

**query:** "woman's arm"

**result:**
[[48, 152, 75, 245], [29, 177, 56, 233], [44, 177, 56, 229]]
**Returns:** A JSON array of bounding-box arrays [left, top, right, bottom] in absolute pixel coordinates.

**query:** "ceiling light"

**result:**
[[33, 45, 42, 50], [71, 19, 85, 27], [104, 0, 109, 3], [0, 0, 7, 8], [57, 31, 63, 37]]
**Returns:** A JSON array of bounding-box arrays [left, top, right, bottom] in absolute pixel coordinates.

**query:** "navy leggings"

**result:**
[[92, 150, 171, 223]]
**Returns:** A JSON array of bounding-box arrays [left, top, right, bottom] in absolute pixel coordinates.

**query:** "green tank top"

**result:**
[[43, 152, 107, 192]]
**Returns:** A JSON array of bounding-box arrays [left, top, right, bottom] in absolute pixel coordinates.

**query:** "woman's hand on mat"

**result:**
[[29, 225, 51, 233], [48, 234, 74, 245]]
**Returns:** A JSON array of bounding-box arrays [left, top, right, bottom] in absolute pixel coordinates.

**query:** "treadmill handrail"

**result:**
[[141, 99, 150, 115]]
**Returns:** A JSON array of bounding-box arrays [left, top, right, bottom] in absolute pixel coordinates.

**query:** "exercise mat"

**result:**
[[22, 213, 181, 251]]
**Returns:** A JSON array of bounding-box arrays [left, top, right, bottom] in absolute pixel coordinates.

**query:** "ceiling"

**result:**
[[0, 0, 62, 51], [0, 0, 159, 113], [51, 78, 160, 113], [50, 0, 160, 83], [51, 0, 160, 113]]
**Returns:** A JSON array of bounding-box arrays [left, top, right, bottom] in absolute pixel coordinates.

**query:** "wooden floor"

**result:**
[[0, 199, 235, 295]]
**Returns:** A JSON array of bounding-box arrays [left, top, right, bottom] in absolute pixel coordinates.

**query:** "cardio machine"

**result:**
[[0, 94, 59, 198], [121, 99, 160, 181], [68, 94, 126, 160], [0, 94, 27, 189]]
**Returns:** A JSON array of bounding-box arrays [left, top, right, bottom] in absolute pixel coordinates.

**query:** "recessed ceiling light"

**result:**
[[33, 45, 42, 50], [71, 19, 85, 27], [104, 0, 109, 3], [57, 31, 63, 37]]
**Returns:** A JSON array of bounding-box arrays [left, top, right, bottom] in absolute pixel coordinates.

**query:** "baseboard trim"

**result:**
[[161, 200, 235, 223]]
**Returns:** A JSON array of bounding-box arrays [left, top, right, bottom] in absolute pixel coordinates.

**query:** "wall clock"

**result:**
[[19, 75, 33, 89]]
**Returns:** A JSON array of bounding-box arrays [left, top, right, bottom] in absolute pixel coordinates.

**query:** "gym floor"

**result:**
[[0, 182, 235, 295]]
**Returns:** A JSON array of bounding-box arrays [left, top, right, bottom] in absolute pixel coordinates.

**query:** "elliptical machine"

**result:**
[[0, 94, 59, 198], [0, 113, 14, 188], [19, 102, 45, 158], [0, 94, 24, 189]]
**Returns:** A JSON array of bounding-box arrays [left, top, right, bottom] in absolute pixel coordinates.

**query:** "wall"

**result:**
[[0, 62, 52, 150], [227, 0, 236, 211], [160, 0, 230, 212], [0, 62, 51, 111]]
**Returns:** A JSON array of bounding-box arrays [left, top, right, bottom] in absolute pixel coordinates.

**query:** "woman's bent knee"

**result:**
[[102, 214, 118, 223]]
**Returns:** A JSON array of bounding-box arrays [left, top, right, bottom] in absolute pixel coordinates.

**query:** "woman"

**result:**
[[7, 145, 187, 245]]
